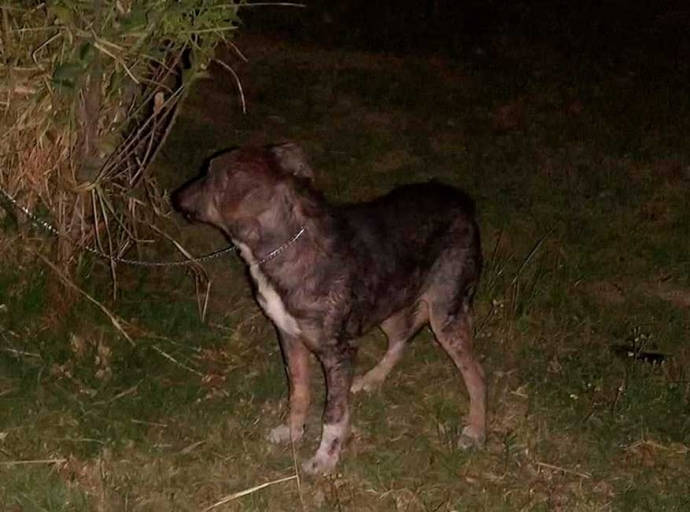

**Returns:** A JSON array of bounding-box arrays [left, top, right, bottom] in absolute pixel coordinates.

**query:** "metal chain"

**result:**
[[256, 226, 306, 265], [0, 187, 237, 267]]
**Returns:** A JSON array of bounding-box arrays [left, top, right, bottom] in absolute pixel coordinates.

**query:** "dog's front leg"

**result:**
[[302, 343, 354, 475], [268, 333, 312, 444]]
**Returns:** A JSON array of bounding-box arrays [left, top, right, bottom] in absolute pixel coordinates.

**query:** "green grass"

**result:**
[[2, 37, 689, 510]]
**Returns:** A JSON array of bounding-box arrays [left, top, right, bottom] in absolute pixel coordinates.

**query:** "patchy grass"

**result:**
[[2, 36, 689, 510]]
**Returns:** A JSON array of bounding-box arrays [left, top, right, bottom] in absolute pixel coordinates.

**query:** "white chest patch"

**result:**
[[235, 240, 302, 337], [250, 265, 302, 336]]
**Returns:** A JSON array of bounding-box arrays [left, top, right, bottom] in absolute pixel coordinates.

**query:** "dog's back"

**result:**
[[331, 181, 482, 337]]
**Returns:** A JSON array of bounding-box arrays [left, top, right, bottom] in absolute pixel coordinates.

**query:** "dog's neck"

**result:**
[[230, 181, 331, 268], [231, 205, 307, 267], [239, 225, 306, 266]]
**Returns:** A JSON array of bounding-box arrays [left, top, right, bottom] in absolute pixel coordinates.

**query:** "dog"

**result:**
[[173, 143, 486, 475]]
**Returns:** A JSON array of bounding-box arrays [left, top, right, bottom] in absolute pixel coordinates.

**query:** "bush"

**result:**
[[0, 1, 243, 264]]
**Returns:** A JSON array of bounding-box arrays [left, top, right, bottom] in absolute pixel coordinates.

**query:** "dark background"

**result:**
[[244, 0, 690, 61]]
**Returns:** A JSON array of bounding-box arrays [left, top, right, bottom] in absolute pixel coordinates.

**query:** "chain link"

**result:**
[[0, 187, 237, 267], [256, 226, 305, 265]]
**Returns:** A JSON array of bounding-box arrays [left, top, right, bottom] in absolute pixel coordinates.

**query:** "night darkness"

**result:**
[[247, 0, 690, 61]]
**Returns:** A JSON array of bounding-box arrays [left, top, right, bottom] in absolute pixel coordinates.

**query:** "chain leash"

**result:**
[[0, 187, 237, 267]]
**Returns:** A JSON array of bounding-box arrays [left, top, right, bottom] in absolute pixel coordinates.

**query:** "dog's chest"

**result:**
[[249, 265, 302, 337]]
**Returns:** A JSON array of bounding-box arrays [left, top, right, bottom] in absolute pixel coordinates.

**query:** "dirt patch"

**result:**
[[639, 197, 675, 225], [645, 281, 690, 309], [359, 110, 397, 131], [577, 280, 626, 305], [626, 158, 690, 186], [578, 279, 690, 309], [430, 129, 467, 154], [226, 35, 471, 84], [374, 148, 420, 173], [491, 98, 525, 132]]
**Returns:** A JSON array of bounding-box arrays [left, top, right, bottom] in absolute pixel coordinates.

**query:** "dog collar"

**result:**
[[256, 226, 306, 266]]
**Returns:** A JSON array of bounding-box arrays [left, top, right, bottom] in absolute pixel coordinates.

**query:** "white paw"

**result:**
[[301, 452, 338, 475], [458, 425, 486, 450], [350, 375, 379, 394], [267, 424, 303, 444]]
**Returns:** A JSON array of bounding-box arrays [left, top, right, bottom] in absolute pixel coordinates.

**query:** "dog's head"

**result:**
[[172, 143, 314, 240]]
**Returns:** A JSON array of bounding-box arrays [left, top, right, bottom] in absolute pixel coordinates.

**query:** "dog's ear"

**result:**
[[269, 143, 315, 181]]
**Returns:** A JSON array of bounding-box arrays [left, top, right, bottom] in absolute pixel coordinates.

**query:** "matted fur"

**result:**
[[173, 143, 486, 475]]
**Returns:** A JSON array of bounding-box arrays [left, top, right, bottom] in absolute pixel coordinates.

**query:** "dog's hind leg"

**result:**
[[351, 306, 427, 393], [429, 283, 486, 449], [302, 343, 354, 475], [268, 333, 312, 444]]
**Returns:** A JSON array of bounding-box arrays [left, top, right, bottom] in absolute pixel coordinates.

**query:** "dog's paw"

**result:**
[[267, 424, 303, 445], [301, 452, 338, 476], [350, 375, 380, 394], [458, 425, 486, 450]]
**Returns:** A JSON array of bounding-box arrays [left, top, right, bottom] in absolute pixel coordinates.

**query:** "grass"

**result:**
[[2, 35, 690, 510]]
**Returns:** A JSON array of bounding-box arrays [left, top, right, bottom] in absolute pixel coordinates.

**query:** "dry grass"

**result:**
[[0, 2, 244, 275]]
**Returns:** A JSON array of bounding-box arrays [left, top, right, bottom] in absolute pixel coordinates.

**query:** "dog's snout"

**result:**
[[171, 187, 191, 216], [171, 181, 204, 221]]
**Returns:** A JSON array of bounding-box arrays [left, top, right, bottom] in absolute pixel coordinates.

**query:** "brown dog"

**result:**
[[173, 144, 485, 475]]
